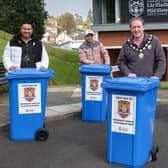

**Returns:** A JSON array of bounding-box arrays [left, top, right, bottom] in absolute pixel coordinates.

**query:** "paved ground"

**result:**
[[0, 107, 167, 168], [0, 87, 168, 167]]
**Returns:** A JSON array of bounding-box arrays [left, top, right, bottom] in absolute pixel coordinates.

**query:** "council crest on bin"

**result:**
[[90, 79, 99, 91], [24, 87, 35, 102], [129, 0, 144, 17], [118, 100, 130, 118]]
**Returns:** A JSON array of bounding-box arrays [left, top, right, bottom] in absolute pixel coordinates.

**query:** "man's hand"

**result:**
[[39, 66, 47, 69], [9, 66, 17, 71], [128, 73, 136, 77], [151, 76, 159, 79]]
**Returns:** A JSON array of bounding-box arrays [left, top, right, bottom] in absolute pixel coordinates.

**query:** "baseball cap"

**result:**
[[85, 30, 94, 36]]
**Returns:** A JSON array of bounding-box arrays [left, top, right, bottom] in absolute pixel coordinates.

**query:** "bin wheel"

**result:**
[[150, 144, 159, 161], [35, 128, 49, 141]]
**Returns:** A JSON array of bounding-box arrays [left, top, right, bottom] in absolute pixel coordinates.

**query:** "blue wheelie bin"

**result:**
[[79, 64, 111, 122], [102, 77, 160, 168], [5, 68, 55, 141]]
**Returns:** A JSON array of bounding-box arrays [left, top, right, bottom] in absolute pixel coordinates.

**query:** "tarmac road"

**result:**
[[0, 102, 167, 168]]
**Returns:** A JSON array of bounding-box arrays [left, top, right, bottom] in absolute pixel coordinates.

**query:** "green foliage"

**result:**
[[74, 13, 84, 25], [0, 40, 7, 62], [160, 82, 168, 90], [0, 31, 13, 40], [48, 47, 79, 63], [0, 31, 13, 61], [57, 13, 76, 34], [47, 47, 81, 85], [0, 0, 47, 38], [0, 83, 8, 92]]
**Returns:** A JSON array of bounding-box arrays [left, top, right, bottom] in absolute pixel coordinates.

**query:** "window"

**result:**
[[93, 0, 120, 24], [102, 0, 115, 23]]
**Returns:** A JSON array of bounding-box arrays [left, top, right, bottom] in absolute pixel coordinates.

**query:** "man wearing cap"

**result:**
[[79, 30, 110, 65]]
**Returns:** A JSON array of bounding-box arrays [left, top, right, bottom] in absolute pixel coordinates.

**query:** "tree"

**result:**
[[0, 0, 47, 38], [87, 9, 93, 22], [85, 9, 93, 28], [74, 13, 84, 25], [57, 13, 76, 34]]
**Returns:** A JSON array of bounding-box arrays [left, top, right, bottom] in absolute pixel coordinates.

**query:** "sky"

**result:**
[[44, 0, 92, 19]]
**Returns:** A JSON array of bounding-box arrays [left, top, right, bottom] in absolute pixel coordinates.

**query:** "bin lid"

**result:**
[[102, 77, 160, 92], [79, 64, 112, 74], [5, 68, 55, 79]]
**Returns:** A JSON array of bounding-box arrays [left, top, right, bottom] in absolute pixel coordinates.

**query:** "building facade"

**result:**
[[92, 0, 168, 80]]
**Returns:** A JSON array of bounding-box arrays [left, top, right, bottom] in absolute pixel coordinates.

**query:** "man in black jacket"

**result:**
[[3, 22, 49, 71]]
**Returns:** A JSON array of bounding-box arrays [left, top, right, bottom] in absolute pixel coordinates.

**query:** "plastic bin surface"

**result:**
[[79, 64, 112, 122], [6, 68, 55, 141], [102, 77, 160, 91], [6, 68, 55, 79], [79, 64, 112, 73], [102, 77, 160, 167]]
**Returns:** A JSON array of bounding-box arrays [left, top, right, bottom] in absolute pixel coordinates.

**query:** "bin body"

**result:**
[[102, 77, 160, 167], [5, 68, 54, 141], [79, 64, 111, 122]]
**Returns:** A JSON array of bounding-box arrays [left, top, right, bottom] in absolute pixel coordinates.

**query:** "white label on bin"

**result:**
[[18, 83, 41, 114], [111, 95, 136, 135], [85, 76, 103, 101]]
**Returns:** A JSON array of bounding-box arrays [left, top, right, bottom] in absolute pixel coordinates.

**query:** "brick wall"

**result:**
[[99, 30, 168, 46]]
